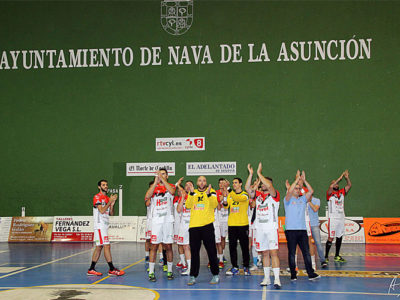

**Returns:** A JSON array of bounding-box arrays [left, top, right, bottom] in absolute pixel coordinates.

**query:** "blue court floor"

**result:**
[[0, 242, 399, 299]]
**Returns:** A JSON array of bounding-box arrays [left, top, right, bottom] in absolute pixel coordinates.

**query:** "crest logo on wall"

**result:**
[[161, 0, 193, 36]]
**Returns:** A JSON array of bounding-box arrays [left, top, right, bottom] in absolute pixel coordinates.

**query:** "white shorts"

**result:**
[[254, 228, 279, 251], [328, 218, 345, 238], [177, 223, 190, 245], [220, 221, 228, 238], [145, 219, 152, 240], [94, 228, 110, 246], [306, 220, 312, 237], [214, 222, 221, 244], [151, 221, 174, 244]]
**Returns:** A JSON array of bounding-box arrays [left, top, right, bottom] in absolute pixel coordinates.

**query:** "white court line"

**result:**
[[262, 286, 267, 300], [0, 247, 95, 280], [153, 288, 396, 296]]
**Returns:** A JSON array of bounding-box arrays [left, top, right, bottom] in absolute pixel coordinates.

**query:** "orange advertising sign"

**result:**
[[278, 217, 287, 243], [364, 218, 400, 244]]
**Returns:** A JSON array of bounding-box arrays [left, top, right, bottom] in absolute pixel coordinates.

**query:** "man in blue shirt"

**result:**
[[284, 171, 320, 281]]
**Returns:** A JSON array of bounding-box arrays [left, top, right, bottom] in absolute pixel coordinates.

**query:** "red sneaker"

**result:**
[[87, 269, 102, 276], [108, 268, 125, 276], [182, 264, 188, 271], [218, 261, 224, 269], [176, 262, 184, 269]]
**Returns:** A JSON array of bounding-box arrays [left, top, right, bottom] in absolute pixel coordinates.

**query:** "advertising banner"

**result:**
[[186, 162, 236, 176], [9, 217, 53, 242], [108, 216, 138, 242], [51, 216, 93, 242], [156, 137, 205, 151], [126, 162, 175, 176], [364, 218, 400, 244], [319, 217, 365, 243]]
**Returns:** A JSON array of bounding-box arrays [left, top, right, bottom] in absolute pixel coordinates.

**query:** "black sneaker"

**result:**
[[309, 273, 321, 281], [290, 274, 297, 281], [149, 272, 156, 282], [321, 261, 328, 268]]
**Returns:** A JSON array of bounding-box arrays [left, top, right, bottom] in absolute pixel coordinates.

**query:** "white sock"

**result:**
[[180, 254, 186, 265], [187, 259, 191, 272], [273, 267, 280, 281], [149, 262, 155, 274], [311, 255, 316, 270], [218, 254, 223, 262], [263, 267, 271, 278], [145, 251, 149, 257], [167, 261, 173, 272]]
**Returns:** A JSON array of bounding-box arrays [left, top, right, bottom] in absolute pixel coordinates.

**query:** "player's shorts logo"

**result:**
[[104, 236, 109, 243], [161, 0, 193, 36], [151, 235, 157, 242]]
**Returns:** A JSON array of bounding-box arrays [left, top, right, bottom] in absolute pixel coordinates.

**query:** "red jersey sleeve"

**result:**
[[340, 188, 346, 196], [93, 194, 101, 207]]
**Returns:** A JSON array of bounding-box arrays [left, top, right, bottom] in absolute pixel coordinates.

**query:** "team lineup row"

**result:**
[[87, 163, 352, 288]]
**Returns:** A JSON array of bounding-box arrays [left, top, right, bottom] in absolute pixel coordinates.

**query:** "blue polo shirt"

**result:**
[[308, 197, 320, 227], [284, 195, 307, 230]]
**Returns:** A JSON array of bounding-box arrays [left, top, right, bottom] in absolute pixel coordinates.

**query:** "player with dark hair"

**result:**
[[146, 169, 176, 282], [223, 177, 251, 276], [325, 170, 352, 263], [87, 180, 125, 276], [246, 163, 281, 288]]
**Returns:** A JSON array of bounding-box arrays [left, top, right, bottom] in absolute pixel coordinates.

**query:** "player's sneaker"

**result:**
[[167, 272, 174, 280], [163, 265, 168, 272], [334, 256, 346, 262], [181, 268, 190, 276], [210, 275, 220, 284], [149, 272, 156, 282], [108, 268, 125, 276], [218, 261, 224, 269], [176, 262, 184, 269], [260, 276, 271, 286], [250, 264, 258, 271], [87, 269, 102, 276], [187, 276, 196, 285], [325, 257, 329, 262], [223, 256, 228, 264], [244, 267, 251, 276], [308, 273, 321, 281], [290, 274, 297, 281], [274, 278, 281, 289], [182, 264, 188, 271], [146, 267, 149, 272], [321, 260, 328, 268], [207, 262, 210, 268], [225, 267, 239, 276]]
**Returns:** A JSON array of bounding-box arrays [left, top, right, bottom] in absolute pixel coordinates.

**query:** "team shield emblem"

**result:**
[[161, 0, 193, 36]]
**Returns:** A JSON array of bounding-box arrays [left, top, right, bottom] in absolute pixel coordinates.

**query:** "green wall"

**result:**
[[0, 1, 399, 217]]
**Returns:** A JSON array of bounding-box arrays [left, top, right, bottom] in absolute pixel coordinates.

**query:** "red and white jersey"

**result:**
[[180, 195, 191, 226], [173, 195, 181, 226], [93, 192, 110, 230], [150, 183, 175, 224], [216, 189, 229, 222], [254, 190, 280, 230], [327, 188, 346, 219]]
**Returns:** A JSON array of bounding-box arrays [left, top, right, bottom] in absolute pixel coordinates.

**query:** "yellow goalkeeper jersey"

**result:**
[[185, 188, 218, 228]]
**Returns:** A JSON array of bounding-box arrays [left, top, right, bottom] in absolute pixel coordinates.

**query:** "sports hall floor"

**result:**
[[0, 242, 399, 299]]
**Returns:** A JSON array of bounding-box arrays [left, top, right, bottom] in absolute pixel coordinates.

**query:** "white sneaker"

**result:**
[[181, 269, 190, 276], [260, 276, 271, 286], [250, 264, 258, 271], [274, 278, 281, 289]]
